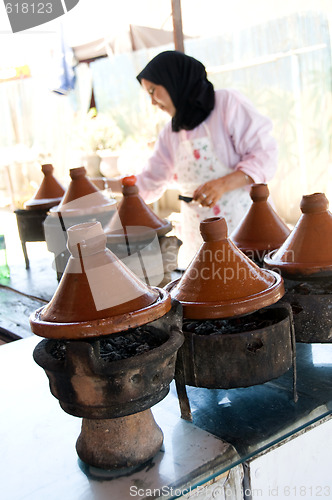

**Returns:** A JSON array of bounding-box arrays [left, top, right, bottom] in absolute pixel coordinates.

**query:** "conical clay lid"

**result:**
[[50, 166, 116, 217], [25, 164, 65, 210], [231, 184, 290, 260], [104, 175, 172, 241], [166, 217, 284, 319], [264, 192, 332, 278], [30, 221, 171, 339]]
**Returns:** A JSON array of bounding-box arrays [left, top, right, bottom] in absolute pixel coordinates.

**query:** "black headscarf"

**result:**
[[137, 51, 215, 132]]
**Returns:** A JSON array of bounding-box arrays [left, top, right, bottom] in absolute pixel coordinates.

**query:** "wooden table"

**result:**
[[0, 241, 57, 342]]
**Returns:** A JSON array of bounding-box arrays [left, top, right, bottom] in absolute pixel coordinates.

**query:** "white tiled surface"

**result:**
[[0, 337, 238, 500]]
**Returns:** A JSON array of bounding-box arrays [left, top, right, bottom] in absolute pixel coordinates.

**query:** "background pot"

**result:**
[[231, 183, 290, 265], [98, 150, 120, 178], [264, 192, 332, 279]]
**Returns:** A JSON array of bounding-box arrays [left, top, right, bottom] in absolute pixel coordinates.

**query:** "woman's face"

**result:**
[[141, 78, 176, 117]]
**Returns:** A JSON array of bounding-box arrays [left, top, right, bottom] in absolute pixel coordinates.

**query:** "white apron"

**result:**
[[174, 126, 251, 268]]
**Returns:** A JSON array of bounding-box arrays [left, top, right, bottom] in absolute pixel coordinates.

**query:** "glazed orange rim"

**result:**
[[166, 271, 285, 319], [105, 220, 172, 241], [264, 250, 332, 274], [48, 200, 117, 216], [232, 242, 281, 252], [25, 197, 63, 205], [30, 288, 172, 339]]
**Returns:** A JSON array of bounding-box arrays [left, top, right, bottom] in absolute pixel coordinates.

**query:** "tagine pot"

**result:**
[[104, 175, 172, 241], [31, 221, 183, 471], [166, 216, 284, 319], [231, 184, 290, 265], [33, 221, 171, 338], [50, 166, 116, 219], [104, 175, 178, 286], [264, 192, 332, 342], [264, 192, 332, 279], [14, 164, 65, 268], [24, 163, 65, 211], [44, 166, 117, 280], [165, 217, 296, 421]]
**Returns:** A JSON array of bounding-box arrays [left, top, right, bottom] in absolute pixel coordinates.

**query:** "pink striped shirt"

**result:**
[[136, 89, 278, 203]]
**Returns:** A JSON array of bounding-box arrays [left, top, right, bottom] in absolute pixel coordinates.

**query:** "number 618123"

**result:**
[[5, 3, 53, 14]]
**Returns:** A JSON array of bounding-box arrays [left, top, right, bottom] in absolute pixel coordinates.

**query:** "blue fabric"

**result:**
[[52, 29, 76, 95]]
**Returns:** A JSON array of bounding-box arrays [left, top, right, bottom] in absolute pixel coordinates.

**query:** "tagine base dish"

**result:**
[[166, 271, 284, 319], [264, 249, 332, 280], [25, 197, 64, 211], [31, 288, 171, 339], [106, 221, 173, 243]]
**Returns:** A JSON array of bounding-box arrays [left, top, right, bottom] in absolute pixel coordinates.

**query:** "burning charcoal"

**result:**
[[136, 343, 150, 354], [47, 325, 167, 363], [289, 280, 332, 296], [183, 321, 198, 333], [198, 322, 210, 333], [49, 340, 68, 361], [102, 351, 123, 361], [183, 312, 279, 336], [98, 326, 165, 362], [214, 320, 230, 334]]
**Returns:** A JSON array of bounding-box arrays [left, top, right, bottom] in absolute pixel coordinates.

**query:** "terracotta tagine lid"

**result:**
[[50, 166, 116, 217], [25, 164, 65, 210], [264, 192, 332, 279], [30, 221, 171, 339], [231, 184, 291, 261], [165, 217, 284, 319], [104, 175, 172, 241]]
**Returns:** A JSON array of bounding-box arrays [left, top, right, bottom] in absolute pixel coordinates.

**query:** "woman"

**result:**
[[108, 51, 278, 268]]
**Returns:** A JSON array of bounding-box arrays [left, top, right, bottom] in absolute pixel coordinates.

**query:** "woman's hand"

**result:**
[[193, 171, 253, 207], [193, 178, 228, 207]]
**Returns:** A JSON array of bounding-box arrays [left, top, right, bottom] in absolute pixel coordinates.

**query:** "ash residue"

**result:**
[[183, 312, 277, 336]]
